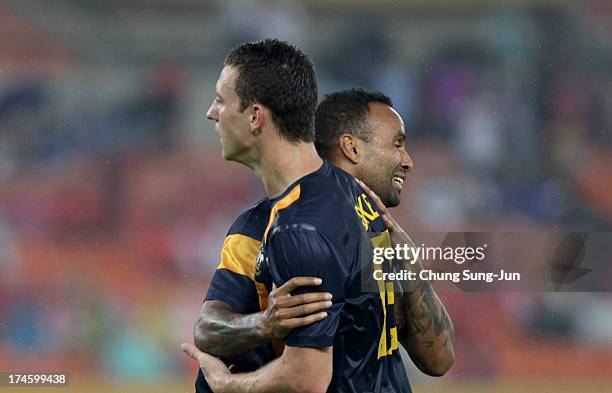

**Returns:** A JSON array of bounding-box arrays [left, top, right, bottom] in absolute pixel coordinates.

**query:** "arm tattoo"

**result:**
[[194, 300, 268, 357], [396, 264, 455, 375]]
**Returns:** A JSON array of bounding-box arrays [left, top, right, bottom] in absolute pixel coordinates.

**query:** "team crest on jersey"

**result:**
[[255, 244, 265, 280], [254, 243, 273, 291]]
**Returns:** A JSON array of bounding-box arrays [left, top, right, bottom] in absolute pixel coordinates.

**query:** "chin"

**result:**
[[223, 153, 238, 162], [221, 148, 236, 161], [385, 193, 401, 208], [223, 150, 251, 167]]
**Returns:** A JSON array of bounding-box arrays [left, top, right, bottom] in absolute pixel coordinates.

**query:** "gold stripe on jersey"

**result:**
[[263, 185, 301, 242], [217, 234, 261, 281], [256, 281, 269, 311]]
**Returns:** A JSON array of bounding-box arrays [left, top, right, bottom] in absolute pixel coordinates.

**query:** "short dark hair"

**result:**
[[314, 88, 393, 159], [225, 39, 318, 143]]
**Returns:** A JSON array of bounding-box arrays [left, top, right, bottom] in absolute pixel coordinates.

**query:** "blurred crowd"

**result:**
[[0, 0, 611, 383]]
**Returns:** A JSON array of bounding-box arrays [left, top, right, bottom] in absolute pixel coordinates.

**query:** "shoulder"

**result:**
[[264, 165, 359, 240], [300, 161, 359, 201], [227, 199, 271, 240], [283, 162, 360, 215], [294, 164, 387, 234]]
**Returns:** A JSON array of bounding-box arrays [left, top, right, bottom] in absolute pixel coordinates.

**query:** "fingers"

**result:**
[[182, 343, 224, 368], [278, 291, 332, 307], [355, 178, 388, 215], [181, 343, 204, 362], [277, 300, 333, 319], [279, 312, 328, 330], [275, 277, 322, 296], [356, 178, 400, 232], [381, 215, 395, 229]]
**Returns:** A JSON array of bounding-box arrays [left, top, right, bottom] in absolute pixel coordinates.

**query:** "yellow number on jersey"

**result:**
[[370, 231, 399, 358]]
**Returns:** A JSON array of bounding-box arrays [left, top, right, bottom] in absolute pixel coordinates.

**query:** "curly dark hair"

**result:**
[[314, 88, 393, 159], [224, 39, 318, 143]]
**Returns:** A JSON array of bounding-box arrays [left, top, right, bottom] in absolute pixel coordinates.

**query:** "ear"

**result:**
[[338, 134, 362, 164], [249, 104, 265, 136]]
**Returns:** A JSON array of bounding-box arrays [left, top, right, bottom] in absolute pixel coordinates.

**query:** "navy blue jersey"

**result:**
[[196, 199, 277, 393], [255, 161, 412, 393]]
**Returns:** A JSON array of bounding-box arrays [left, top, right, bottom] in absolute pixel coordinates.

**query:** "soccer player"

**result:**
[[182, 39, 413, 392], [315, 89, 455, 377], [190, 38, 332, 393]]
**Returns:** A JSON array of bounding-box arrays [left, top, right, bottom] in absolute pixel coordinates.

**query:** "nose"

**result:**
[[400, 147, 413, 172], [206, 103, 217, 121]]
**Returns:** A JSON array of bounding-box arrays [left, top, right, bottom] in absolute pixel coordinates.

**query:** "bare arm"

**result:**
[[194, 300, 267, 356], [394, 250, 455, 376], [357, 179, 455, 376], [183, 343, 332, 393], [195, 277, 332, 357]]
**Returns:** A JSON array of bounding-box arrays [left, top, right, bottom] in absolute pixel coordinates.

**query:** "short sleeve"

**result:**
[[205, 270, 258, 314], [205, 233, 261, 314], [266, 225, 349, 347]]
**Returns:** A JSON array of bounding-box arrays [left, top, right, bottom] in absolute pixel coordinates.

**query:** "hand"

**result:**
[[182, 343, 229, 392], [260, 277, 332, 339], [355, 178, 409, 238]]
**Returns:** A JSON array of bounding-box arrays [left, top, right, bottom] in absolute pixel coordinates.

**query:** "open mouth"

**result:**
[[392, 175, 405, 190]]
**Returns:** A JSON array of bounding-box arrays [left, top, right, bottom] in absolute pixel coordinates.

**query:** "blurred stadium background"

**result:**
[[0, 0, 611, 392]]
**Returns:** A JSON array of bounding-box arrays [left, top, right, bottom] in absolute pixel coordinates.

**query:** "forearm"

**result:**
[[209, 356, 293, 393], [207, 346, 332, 393], [396, 263, 455, 376], [194, 301, 268, 357]]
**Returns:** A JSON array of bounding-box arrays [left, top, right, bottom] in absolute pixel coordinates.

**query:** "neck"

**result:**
[[252, 139, 323, 198], [330, 158, 357, 178]]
